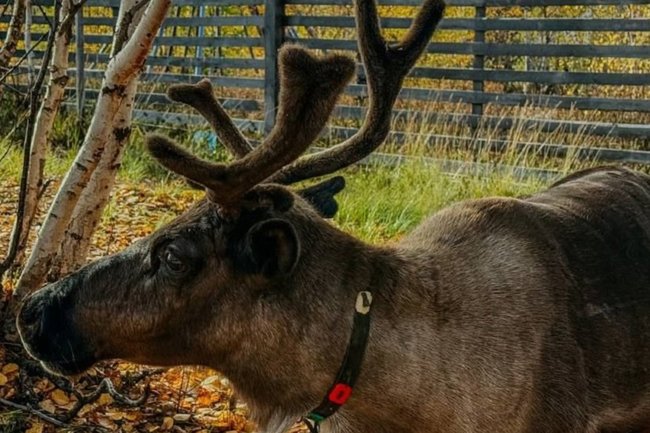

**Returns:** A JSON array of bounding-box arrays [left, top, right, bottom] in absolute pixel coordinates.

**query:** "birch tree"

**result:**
[[15, 0, 172, 298], [13, 0, 75, 268]]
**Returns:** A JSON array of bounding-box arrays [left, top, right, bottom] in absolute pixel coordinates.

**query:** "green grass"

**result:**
[[1, 102, 593, 245], [0, 136, 550, 244], [333, 160, 544, 242]]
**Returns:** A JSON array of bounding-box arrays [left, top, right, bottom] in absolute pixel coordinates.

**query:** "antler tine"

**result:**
[[167, 79, 253, 158], [147, 45, 356, 208], [269, 0, 446, 185]]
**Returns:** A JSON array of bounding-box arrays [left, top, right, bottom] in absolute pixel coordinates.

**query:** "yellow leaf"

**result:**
[[0, 373, 7, 386], [40, 399, 56, 414], [2, 363, 19, 374], [98, 393, 114, 406], [25, 423, 44, 433], [97, 416, 118, 430], [50, 389, 70, 406], [106, 411, 124, 421], [125, 412, 139, 421], [162, 416, 174, 430], [35, 378, 55, 392]]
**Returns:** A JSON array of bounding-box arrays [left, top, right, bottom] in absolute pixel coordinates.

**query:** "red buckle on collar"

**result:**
[[328, 383, 353, 405]]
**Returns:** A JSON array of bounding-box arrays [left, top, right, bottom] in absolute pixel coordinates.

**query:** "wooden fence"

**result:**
[[2, 0, 650, 175]]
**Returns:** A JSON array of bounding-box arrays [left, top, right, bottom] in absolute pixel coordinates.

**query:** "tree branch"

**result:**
[[0, 398, 68, 427]]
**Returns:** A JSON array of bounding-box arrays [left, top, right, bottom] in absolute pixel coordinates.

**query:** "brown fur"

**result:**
[[16, 0, 650, 432]]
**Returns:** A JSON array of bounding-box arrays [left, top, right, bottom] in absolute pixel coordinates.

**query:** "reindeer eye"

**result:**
[[161, 248, 186, 273]]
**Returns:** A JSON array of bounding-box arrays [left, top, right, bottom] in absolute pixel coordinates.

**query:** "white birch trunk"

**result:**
[[14, 0, 73, 267], [15, 0, 171, 298], [50, 79, 138, 278]]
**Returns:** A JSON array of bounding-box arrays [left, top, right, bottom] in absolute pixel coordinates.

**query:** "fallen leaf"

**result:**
[[98, 393, 114, 406], [50, 389, 70, 406], [25, 423, 44, 433], [0, 373, 7, 386], [161, 416, 174, 430], [2, 363, 19, 374], [173, 413, 191, 423], [39, 399, 56, 414]]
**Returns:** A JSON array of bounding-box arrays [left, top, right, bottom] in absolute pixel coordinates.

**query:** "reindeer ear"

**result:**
[[243, 219, 300, 278], [298, 176, 346, 218]]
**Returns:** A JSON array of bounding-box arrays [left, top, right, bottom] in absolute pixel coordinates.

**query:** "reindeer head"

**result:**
[[17, 0, 445, 378]]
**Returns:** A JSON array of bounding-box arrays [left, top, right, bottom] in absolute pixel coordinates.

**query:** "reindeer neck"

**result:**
[[216, 222, 406, 431]]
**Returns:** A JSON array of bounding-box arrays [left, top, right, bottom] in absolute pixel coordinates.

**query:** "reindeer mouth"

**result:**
[[18, 325, 98, 376], [17, 289, 98, 377]]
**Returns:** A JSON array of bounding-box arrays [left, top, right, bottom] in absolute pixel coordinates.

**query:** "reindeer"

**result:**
[[16, 0, 650, 432]]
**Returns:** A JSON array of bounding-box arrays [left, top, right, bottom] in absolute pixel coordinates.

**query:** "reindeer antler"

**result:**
[[147, 0, 444, 212], [268, 0, 446, 184], [147, 45, 355, 208], [167, 79, 253, 159]]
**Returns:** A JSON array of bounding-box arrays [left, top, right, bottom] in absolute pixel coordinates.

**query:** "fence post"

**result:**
[[472, 3, 485, 120], [75, 6, 85, 118], [194, 4, 205, 76], [263, 0, 284, 133]]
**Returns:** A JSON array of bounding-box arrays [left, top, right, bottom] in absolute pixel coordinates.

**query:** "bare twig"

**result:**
[[0, 0, 13, 19], [0, 0, 60, 280], [0, 398, 68, 427], [62, 377, 151, 422], [12, 358, 155, 424], [0, 141, 12, 165], [37, 178, 54, 201], [0, 81, 27, 97], [0, 32, 49, 85]]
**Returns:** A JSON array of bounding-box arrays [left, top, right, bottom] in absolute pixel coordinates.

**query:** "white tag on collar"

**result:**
[[355, 291, 373, 315]]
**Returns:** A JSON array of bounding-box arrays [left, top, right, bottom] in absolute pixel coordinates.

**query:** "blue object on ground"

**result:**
[[192, 130, 218, 152]]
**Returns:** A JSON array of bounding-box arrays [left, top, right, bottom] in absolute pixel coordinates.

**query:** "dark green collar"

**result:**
[[301, 291, 374, 433]]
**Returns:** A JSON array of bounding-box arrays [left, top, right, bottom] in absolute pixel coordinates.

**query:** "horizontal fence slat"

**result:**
[[89, 35, 264, 47], [32, 0, 264, 5], [79, 70, 264, 88], [10, 15, 650, 33], [288, 38, 650, 58], [2, 15, 266, 27], [78, 16, 265, 28], [409, 67, 650, 86], [286, 0, 650, 6], [27, 0, 650, 7], [284, 16, 650, 32], [0, 32, 263, 48], [131, 55, 264, 69], [131, 109, 265, 132], [343, 85, 650, 113], [10, 51, 266, 70], [161, 16, 264, 27], [333, 105, 650, 138]]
